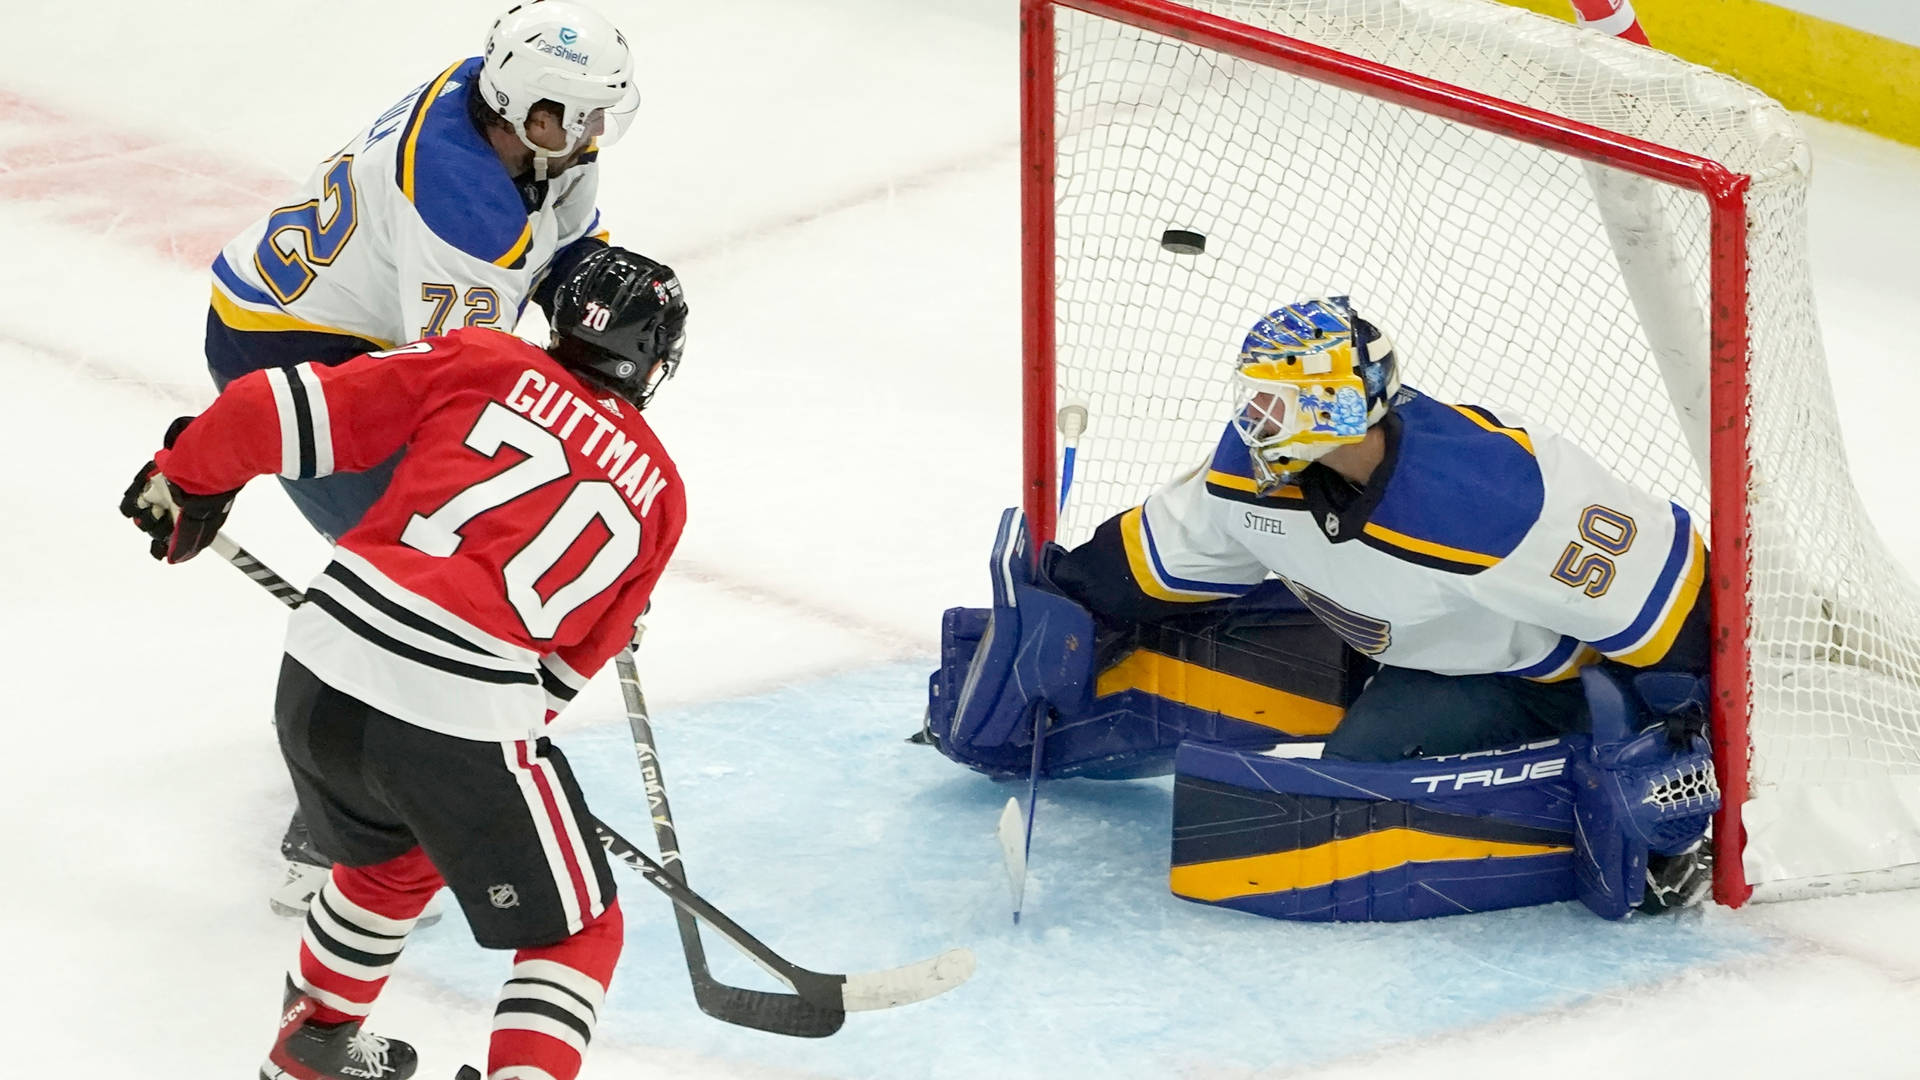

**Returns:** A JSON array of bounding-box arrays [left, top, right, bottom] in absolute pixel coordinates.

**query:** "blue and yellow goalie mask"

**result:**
[[1230, 297, 1400, 475]]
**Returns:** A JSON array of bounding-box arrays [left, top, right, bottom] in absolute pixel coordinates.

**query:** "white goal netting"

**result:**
[[1036, 0, 1920, 899]]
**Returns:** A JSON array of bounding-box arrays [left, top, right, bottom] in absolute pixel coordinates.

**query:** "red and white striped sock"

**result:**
[[291, 847, 443, 1025], [486, 898, 624, 1080]]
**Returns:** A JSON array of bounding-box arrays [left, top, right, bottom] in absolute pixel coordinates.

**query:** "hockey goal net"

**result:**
[[1021, 0, 1920, 905]]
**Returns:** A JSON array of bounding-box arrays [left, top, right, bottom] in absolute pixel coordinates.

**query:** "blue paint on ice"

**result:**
[[403, 661, 1767, 1078]]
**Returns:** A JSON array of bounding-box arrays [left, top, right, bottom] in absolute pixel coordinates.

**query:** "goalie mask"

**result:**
[[1230, 296, 1400, 480], [549, 248, 688, 410], [479, 1, 642, 179]]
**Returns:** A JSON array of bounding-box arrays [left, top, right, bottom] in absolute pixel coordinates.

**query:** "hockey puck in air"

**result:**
[[1160, 228, 1207, 255]]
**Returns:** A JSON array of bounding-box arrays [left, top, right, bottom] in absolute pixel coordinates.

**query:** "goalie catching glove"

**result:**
[[119, 415, 239, 564]]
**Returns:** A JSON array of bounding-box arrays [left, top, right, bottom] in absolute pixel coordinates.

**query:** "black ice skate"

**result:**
[[1638, 837, 1714, 914], [261, 985, 418, 1080]]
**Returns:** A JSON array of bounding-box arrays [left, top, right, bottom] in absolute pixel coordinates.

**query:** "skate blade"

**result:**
[[270, 894, 444, 929]]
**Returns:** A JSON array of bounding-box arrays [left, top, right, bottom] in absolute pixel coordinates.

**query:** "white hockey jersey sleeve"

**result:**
[[1122, 461, 1271, 603], [550, 164, 609, 250]]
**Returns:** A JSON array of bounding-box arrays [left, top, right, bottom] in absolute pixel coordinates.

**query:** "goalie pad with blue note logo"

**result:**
[[923, 508, 1359, 779]]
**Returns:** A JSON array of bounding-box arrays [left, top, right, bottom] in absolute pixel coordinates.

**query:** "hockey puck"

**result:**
[[1160, 228, 1207, 255]]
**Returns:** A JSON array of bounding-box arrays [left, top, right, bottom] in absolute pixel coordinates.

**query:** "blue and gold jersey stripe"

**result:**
[[398, 61, 465, 205], [1449, 403, 1535, 455], [1120, 506, 1255, 603], [1503, 637, 1600, 683], [209, 254, 394, 346], [1594, 503, 1707, 666], [1359, 520, 1504, 573], [1204, 468, 1308, 507], [493, 223, 534, 268], [209, 286, 393, 347]]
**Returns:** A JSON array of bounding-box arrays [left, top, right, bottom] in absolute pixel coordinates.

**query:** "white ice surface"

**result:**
[[2, 2, 1919, 1077]]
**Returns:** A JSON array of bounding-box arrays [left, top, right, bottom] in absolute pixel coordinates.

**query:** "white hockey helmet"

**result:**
[[478, 1, 641, 175]]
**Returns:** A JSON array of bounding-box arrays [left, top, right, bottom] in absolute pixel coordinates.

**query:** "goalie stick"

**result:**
[[202, 533, 975, 1032], [999, 402, 1089, 922]]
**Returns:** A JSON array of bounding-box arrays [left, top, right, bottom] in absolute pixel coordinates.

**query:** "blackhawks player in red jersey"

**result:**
[[119, 248, 688, 1080]]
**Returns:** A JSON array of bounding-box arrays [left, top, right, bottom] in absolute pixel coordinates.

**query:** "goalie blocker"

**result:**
[[923, 508, 1719, 920]]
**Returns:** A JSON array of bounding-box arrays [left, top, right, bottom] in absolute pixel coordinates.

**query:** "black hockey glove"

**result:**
[[118, 416, 239, 564]]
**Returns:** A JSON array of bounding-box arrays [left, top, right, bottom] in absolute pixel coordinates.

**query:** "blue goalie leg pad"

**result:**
[[925, 555, 1355, 779], [1570, 666, 1721, 919], [923, 507, 1096, 777], [1170, 738, 1586, 921]]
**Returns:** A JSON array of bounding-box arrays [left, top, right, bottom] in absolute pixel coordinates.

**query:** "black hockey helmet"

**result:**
[[549, 247, 688, 409]]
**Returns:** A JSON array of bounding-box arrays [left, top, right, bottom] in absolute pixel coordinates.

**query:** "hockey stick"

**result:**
[[998, 404, 1090, 922], [1055, 401, 1088, 514], [616, 634, 844, 1037], [204, 533, 975, 1026]]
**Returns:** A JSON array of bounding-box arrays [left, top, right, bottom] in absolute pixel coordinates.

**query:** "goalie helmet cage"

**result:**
[[1019, 0, 1920, 906]]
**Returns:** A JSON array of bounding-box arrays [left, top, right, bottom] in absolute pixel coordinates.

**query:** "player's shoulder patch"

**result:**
[[1358, 393, 1544, 575], [1203, 421, 1307, 508], [391, 57, 535, 270]]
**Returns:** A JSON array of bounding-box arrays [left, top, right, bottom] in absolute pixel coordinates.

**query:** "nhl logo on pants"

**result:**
[[489, 884, 521, 909]]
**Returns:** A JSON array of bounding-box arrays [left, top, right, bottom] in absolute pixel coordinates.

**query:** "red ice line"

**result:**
[[0, 89, 291, 269]]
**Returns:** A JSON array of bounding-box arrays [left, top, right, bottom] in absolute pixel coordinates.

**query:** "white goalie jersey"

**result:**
[[1108, 389, 1708, 680], [208, 57, 608, 356]]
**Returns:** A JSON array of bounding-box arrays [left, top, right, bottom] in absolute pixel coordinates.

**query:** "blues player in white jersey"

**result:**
[[204, 0, 643, 920], [1047, 296, 1709, 763], [923, 296, 1718, 917], [208, 0, 636, 538]]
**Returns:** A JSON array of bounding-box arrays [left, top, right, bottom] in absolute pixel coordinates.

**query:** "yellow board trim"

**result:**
[[1361, 521, 1504, 568], [1447, 403, 1534, 455], [1171, 827, 1571, 901], [1096, 649, 1344, 736], [208, 287, 395, 348], [1612, 527, 1707, 666], [1499, 0, 1920, 149], [400, 61, 466, 205]]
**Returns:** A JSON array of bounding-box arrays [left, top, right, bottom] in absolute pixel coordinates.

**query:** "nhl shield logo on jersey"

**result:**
[[488, 883, 521, 909]]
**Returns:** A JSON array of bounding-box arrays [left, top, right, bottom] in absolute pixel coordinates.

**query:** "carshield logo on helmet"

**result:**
[[535, 37, 591, 65], [559, 26, 578, 44]]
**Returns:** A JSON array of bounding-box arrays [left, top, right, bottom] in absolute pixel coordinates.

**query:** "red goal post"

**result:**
[[1020, 0, 1920, 906]]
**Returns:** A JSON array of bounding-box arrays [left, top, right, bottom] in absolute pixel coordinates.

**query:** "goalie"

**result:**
[[924, 297, 1719, 921]]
